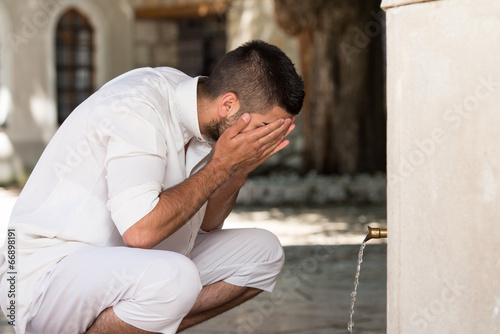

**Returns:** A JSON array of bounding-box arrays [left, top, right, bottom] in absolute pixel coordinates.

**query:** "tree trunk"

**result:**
[[298, 30, 314, 173], [275, 0, 386, 175], [310, 30, 336, 172]]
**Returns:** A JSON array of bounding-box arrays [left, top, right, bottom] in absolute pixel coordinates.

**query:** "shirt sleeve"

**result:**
[[97, 98, 168, 235]]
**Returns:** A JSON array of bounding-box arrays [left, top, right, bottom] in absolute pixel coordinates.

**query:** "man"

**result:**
[[0, 40, 304, 333]]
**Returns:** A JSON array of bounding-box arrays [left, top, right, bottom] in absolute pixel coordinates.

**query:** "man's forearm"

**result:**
[[201, 172, 248, 232], [122, 159, 230, 249]]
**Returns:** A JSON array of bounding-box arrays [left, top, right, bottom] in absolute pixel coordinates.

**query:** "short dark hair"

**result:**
[[203, 40, 305, 115]]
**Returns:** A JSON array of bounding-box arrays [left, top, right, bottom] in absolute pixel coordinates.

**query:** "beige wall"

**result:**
[[384, 0, 500, 332], [0, 0, 134, 183], [226, 0, 299, 69]]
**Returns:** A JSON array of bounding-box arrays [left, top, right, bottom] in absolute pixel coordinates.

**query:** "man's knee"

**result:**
[[191, 228, 284, 292], [248, 229, 285, 271], [144, 254, 202, 311]]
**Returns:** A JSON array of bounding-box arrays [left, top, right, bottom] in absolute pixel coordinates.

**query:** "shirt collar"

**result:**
[[175, 75, 205, 144]]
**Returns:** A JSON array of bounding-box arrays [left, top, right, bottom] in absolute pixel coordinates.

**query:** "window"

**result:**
[[56, 9, 95, 124], [177, 17, 226, 77]]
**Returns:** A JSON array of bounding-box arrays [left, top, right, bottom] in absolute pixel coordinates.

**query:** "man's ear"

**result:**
[[218, 92, 240, 119]]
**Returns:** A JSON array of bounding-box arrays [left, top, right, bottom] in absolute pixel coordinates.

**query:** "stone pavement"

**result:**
[[184, 206, 387, 334], [0, 187, 386, 334]]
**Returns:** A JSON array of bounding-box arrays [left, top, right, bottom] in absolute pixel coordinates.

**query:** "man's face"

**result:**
[[207, 106, 293, 141]]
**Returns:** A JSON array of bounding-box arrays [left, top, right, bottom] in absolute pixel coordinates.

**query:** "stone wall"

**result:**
[[0, 0, 134, 184], [384, 0, 500, 332], [135, 20, 179, 68]]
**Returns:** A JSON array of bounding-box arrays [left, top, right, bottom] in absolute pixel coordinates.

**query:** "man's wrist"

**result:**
[[204, 157, 233, 186], [232, 170, 249, 187]]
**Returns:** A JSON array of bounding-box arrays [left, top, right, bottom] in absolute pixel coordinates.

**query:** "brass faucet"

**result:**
[[364, 226, 387, 242]]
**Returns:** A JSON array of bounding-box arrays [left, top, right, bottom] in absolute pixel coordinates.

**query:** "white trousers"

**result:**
[[25, 228, 284, 334]]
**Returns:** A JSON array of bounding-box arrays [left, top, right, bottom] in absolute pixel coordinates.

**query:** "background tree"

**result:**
[[275, 0, 386, 174]]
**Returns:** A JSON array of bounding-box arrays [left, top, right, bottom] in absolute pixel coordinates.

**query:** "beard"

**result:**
[[206, 114, 239, 141], [206, 118, 228, 141]]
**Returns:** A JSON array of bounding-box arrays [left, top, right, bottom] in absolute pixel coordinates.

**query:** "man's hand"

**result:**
[[211, 113, 295, 176], [200, 114, 295, 232], [123, 114, 294, 248]]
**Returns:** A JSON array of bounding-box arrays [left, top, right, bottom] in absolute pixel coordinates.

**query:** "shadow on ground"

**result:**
[[185, 244, 387, 334]]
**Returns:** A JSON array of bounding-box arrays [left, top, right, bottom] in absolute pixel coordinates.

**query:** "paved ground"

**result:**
[[0, 187, 386, 334]]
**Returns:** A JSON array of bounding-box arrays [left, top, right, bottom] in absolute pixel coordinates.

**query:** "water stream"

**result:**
[[347, 241, 367, 332]]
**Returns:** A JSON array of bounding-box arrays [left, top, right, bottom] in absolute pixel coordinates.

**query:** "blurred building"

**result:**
[[0, 0, 299, 185]]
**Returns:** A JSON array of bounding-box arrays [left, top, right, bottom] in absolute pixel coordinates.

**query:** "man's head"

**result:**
[[199, 40, 305, 140]]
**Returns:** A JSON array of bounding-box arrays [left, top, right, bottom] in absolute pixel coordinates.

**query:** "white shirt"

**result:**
[[0, 67, 214, 332]]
